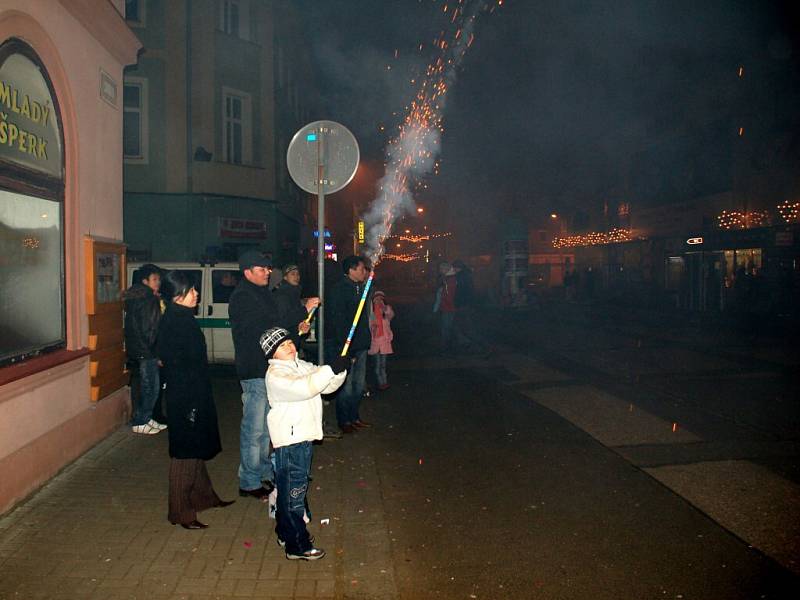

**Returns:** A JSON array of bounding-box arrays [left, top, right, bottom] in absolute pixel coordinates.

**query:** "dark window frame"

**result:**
[[0, 38, 67, 367]]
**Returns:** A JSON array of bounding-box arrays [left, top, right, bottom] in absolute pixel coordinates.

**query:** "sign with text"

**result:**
[[219, 217, 267, 239], [357, 221, 365, 243], [0, 50, 62, 178]]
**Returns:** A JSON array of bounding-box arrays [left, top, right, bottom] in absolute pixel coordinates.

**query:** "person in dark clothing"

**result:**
[[124, 263, 167, 435], [229, 251, 319, 500], [325, 255, 372, 433], [453, 260, 480, 353], [157, 270, 234, 529], [273, 264, 311, 349]]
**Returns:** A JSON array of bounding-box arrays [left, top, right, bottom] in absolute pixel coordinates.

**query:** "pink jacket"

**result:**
[[368, 302, 394, 355]]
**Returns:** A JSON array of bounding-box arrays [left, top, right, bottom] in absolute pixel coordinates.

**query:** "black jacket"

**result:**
[[156, 303, 222, 461], [229, 278, 299, 380], [326, 276, 371, 353], [454, 269, 475, 308], [273, 281, 307, 327], [123, 283, 161, 360]]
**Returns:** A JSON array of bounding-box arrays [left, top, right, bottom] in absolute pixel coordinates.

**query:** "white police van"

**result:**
[[127, 262, 240, 364]]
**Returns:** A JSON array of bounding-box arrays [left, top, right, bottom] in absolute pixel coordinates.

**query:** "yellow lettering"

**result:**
[[37, 137, 46, 159], [0, 81, 9, 107], [41, 105, 50, 127], [27, 131, 36, 155], [0, 120, 6, 144], [8, 122, 18, 145], [31, 101, 41, 123], [18, 129, 26, 151], [20, 95, 30, 119], [11, 88, 18, 113]]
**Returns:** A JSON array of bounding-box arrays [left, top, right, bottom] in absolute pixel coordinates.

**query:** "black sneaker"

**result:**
[[286, 547, 326, 561], [238, 486, 270, 499]]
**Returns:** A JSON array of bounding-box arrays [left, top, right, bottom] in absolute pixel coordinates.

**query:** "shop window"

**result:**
[[222, 87, 252, 165], [0, 40, 65, 366], [123, 78, 148, 163], [665, 256, 684, 291]]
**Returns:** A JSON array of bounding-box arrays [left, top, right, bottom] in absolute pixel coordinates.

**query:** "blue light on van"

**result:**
[[306, 133, 317, 142]]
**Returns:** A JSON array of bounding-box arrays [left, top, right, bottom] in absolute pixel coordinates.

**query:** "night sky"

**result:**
[[297, 0, 800, 254]]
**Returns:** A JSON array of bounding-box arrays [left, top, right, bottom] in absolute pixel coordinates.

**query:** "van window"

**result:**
[[212, 270, 240, 303]]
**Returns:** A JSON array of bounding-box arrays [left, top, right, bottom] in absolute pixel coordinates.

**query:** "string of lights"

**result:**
[[382, 253, 422, 262], [552, 228, 632, 249], [776, 201, 799, 224]]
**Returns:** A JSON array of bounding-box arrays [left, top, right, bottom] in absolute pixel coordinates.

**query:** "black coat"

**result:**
[[273, 281, 307, 328], [230, 278, 307, 380], [326, 276, 371, 353], [123, 283, 161, 360], [156, 303, 221, 461], [229, 279, 278, 380]]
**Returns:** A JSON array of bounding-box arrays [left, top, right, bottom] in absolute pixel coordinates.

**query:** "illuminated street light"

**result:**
[[417, 207, 424, 214], [550, 213, 558, 219]]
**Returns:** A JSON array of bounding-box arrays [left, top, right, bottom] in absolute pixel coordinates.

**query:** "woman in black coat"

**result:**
[[157, 270, 233, 529]]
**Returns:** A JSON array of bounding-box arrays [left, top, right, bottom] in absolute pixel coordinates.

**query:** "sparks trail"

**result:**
[[362, 0, 502, 264]]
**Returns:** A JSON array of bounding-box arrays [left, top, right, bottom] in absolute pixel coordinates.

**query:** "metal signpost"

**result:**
[[287, 121, 359, 364]]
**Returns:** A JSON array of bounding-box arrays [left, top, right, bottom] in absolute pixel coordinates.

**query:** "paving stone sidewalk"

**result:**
[[0, 374, 398, 600]]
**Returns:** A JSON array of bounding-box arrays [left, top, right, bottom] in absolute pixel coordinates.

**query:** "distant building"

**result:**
[[122, 0, 318, 266], [555, 51, 800, 314]]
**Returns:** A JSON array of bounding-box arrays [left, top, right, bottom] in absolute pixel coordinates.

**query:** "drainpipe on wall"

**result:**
[[186, 0, 193, 193]]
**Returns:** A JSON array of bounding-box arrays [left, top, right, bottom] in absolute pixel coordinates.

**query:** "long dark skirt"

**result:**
[[168, 458, 221, 525]]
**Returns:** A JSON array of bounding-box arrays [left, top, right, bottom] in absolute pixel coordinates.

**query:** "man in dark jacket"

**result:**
[[325, 255, 372, 433], [273, 264, 309, 339], [229, 251, 319, 499], [124, 263, 167, 435]]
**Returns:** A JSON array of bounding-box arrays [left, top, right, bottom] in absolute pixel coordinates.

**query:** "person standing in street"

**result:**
[[273, 264, 310, 353], [260, 326, 348, 560], [368, 290, 394, 391], [326, 255, 372, 434], [157, 270, 234, 529], [124, 263, 167, 435], [229, 251, 319, 500], [435, 261, 461, 354]]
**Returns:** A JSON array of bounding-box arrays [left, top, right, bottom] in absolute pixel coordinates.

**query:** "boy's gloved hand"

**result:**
[[331, 356, 351, 375]]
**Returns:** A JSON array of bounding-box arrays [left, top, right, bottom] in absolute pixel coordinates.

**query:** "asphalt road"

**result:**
[[357, 296, 800, 599]]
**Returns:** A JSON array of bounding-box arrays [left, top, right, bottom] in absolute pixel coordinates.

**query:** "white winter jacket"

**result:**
[[265, 357, 346, 449]]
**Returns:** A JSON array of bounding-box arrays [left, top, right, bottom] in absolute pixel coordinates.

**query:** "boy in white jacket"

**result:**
[[259, 326, 349, 560]]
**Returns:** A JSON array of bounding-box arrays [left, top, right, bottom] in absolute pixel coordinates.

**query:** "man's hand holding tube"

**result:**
[[331, 356, 351, 375]]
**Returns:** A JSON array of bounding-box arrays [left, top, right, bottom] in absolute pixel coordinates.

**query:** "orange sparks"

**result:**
[[363, 1, 489, 262]]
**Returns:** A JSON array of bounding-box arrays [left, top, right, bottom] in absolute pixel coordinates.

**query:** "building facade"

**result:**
[[551, 51, 800, 316], [122, 0, 317, 267], [0, 0, 140, 514]]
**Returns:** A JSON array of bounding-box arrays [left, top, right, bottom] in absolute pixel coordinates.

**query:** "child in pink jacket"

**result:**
[[368, 291, 394, 390]]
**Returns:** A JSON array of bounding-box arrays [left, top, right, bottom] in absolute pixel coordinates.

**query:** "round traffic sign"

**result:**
[[287, 120, 360, 195]]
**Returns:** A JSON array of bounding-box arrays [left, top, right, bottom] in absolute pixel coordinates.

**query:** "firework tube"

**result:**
[[299, 305, 318, 335], [340, 270, 375, 357], [304, 305, 318, 324]]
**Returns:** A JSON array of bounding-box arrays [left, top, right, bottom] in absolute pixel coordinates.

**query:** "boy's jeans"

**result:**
[[130, 358, 160, 426], [239, 379, 274, 490], [274, 441, 313, 554], [335, 350, 367, 427]]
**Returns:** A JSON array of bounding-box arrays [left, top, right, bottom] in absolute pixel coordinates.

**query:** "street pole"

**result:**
[[317, 130, 325, 366]]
